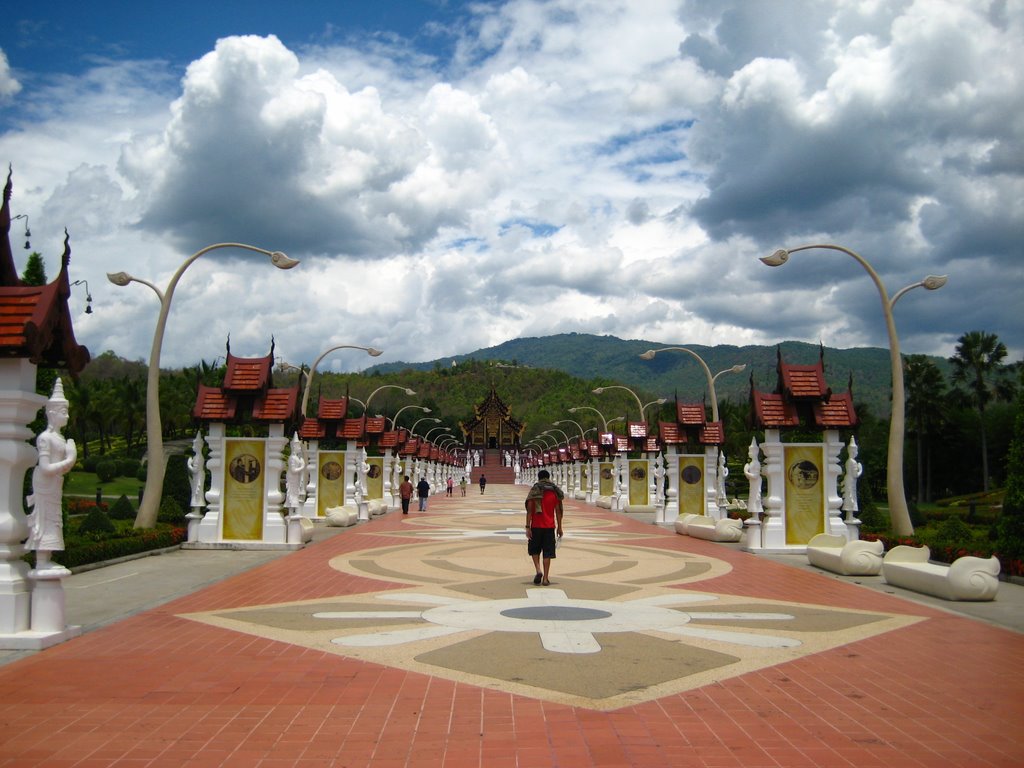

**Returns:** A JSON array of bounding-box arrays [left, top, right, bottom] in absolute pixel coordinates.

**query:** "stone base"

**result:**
[[0, 625, 81, 650]]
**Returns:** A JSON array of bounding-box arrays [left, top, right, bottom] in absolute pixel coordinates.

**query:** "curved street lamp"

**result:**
[[107, 242, 299, 529], [545, 427, 571, 445], [363, 384, 416, 414], [592, 385, 666, 421], [639, 347, 746, 421], [300, 344, 383, 417], [388, 404, 431, 430], [761, 243, 948, 536], [554, 419, 587, 441], [569, 405, 616, 433], [423, 426, 451, 442], [410, 417, 441, 436]]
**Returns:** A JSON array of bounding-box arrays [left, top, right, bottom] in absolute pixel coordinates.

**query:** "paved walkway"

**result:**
[[1, 485, 1022, 767]]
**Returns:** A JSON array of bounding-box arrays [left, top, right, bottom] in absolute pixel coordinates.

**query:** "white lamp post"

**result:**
[[410, 417, 441, 436], [108, 242, 299, 529], [592, 386, 666, 421], [423, 426, 451, 443], [299, 345, 383, 417], [363, 384, 416, 414], [569, 405, 620, 433], [761, 243, 947, 536], [639, 347, 746, 422], [388, 405, 431, 429]]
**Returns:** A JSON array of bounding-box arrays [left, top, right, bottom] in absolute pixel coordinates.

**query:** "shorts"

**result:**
[[528, 527, 557, 559]]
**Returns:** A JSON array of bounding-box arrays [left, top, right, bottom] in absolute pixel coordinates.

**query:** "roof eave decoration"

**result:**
[[252, 386, 300, 423]]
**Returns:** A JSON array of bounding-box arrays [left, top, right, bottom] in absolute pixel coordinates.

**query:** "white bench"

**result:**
[[806, 533, 883, 576], [298, 517, 315, 543], [368, 499, 388, 516], [595, 496, 613, 509], [882, 544, 1000, 601], [674, 514, 743, 542], [325, 505, 359, 527]]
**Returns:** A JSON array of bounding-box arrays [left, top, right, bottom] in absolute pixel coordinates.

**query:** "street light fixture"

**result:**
[[592, 385, 666, 421], [423, 426, 451, 443], [363, 384, 416, 414], [569, 405, 617, 433], [410, 417, 441, 436], [299, 344, 383, 417], [554, 419, 588, 441], [639, 347, 746, 422], [761, 243, 948, 536], [107, 242, 300, 529], [388, 404, 431, 430]]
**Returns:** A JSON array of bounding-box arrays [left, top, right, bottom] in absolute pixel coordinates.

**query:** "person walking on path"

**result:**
[[479, 474, 487, 494], [446, 476, 454, 497], [417, 477, 431, 511], [398, 475, 414, 515], [459, 476, 467, 496], [525, 469, 564, 586]]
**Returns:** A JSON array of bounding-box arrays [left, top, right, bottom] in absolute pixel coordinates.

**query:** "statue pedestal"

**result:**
[[0, 566, 81, 650]]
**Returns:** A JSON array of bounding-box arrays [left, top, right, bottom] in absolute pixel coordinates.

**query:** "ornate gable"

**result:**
[[0, 170, 90, 373], [460, 386, 524, 448]]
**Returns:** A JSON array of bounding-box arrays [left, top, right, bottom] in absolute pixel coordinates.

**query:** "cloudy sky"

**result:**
[[0, 0, 1020, 373]]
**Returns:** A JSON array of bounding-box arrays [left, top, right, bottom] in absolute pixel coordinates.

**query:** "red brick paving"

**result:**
[[0, 488, 1022, 767]]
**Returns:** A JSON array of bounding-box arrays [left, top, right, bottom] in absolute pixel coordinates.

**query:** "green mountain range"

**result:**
[[366, 333, 951, 418]]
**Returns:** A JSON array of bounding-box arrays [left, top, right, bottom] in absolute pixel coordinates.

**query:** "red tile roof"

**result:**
[[378, 430, 402, 448], [676, 403, 707, 426], [192, 384, 237, 421], [253, 387, 299, 422], [644, 437, 660, 452], [298, 417, 326, 439], [658, 422, 685, 444], [365, 416, 387, 434], [224, 353, 272, 392], [812, 392, 859, 428], [628, 421, 648, 438], [751, 391, 801, 428], [780, 363, 830, 400], [699, 421, 725, 445], [317, 397, 348, 420], [339, 417, 366, 439]]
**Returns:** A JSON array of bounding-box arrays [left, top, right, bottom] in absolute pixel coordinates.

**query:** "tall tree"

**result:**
[[904, 355, 947, 503], [950, 331, 1010, 492], [20, 251, 46, 286]]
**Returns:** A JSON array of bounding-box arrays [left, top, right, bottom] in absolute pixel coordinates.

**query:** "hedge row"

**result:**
[[50, 526, 187, 569]]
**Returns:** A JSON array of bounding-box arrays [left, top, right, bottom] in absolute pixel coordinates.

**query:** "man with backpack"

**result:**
[[524, 469, 564, 586]]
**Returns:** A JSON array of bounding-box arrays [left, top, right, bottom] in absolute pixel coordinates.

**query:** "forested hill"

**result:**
[[365, 333, 950, 418]]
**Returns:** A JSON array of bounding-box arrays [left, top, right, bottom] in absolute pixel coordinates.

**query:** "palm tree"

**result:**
[[904, 355, 946, 503], [950, 331, 1009, 492]]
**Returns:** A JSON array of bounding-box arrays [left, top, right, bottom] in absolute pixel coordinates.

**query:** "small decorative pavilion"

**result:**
[[657, 399, 726, 523], [745, 346, 859, 552], [189, 340, 301, 548]]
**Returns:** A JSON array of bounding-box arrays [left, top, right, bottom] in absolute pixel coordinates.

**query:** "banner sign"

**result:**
[[316, 451, 346, 517], [367, 457, 384, 499], [628, 459, 648, 506], [223, 439, 266, 540], [784, 445, 826, 545], [678, 455, 705, 517], [599, 462, 615, 496]]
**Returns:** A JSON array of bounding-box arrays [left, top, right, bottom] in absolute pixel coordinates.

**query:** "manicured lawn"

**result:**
[[64, 470, 144, 502]]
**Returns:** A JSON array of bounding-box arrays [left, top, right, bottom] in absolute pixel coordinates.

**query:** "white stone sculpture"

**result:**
[[25, 379, 77, 570], [841, 436, 863, 520], [716, 450, 728, 509], [285, 432, 306, 511], [188, 430, 206, 509], [744, 438, 763, 519]]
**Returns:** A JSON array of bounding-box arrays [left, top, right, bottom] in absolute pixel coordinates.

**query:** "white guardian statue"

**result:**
[[25, 379, 77, 570]]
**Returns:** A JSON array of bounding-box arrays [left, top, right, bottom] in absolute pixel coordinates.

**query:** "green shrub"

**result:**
[[930, 514, 975, 549], [157, 496, 185, 525], [857, 504, 888, 533], [95, 460, 118, 483], [997, 395, 1024, 564], [163, 454, 192, 514], [53, 525, 187, 568], [82, 455, 99, 473], [136, 466, 147, 482], [109, 494, 135, 521], [77, 506, 116, 536], [118, 458, 141, 478]]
